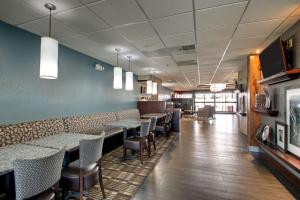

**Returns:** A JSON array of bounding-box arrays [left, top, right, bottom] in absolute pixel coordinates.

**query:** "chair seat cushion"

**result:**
[[61, 161, 99, 191], [155, 126, 165, 132], [124, 137, 142, 150]]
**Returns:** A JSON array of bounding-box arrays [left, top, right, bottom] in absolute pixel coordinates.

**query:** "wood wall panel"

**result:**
[[137, 101, 166, 115], [247, 55, 262, 146]]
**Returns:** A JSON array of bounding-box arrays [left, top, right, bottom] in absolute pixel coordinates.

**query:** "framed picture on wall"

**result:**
[[275, 121, 287, 152], [286, 88, 300, 157]]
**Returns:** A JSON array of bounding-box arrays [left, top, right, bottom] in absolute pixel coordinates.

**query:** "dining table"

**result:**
[[141, 112, 166, 119], [24, 132, 102, 151], [105, 118, 150, 140]]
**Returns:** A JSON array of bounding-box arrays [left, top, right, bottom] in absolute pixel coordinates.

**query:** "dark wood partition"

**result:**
[[137, 101, 166, 115]]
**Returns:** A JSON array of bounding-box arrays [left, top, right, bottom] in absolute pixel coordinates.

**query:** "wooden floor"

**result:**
[[132, 115, 296, 200]]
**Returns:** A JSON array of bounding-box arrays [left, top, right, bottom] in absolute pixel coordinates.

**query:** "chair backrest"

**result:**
[[79, 132, 105, 168], [139, 121, 151, 137], [168, 112, 173, 122], [164, 113, 170, 123], [149, 117, 158, 131], [13, 148, 65, 200]]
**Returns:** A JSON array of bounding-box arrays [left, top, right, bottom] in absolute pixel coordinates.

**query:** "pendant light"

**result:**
[[40, 3, 58, 79], [113, 48, 122, 89], [146, 80, 152, 94], [152, 82, 157, 95], [125, 56, 133, 91], [210, 83, 226, 92]]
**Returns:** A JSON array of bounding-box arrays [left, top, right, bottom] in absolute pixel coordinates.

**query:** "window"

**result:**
[[194, 92, 237, 113], [174, 93, 193, 98]]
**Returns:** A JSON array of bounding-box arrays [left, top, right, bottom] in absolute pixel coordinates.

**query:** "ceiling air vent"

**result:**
[[178, 44, 195, 51], [176, 60, 197, 66]]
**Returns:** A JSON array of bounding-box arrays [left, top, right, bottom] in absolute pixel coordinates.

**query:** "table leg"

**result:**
[[123, 128, 127, 140]]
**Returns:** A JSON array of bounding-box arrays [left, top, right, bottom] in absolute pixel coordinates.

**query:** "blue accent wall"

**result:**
[[0, 21, 138, 124]]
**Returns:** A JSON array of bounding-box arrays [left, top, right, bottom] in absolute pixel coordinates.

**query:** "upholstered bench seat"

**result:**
[[0, 109, 140, 148]]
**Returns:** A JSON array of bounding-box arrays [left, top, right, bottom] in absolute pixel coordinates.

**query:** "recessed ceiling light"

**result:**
[[256, 49, 260, 54]]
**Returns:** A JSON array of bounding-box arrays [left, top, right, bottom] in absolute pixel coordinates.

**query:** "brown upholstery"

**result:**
[[116, 109, 140, 120], [61, 162, 99, 191], [63, 112, 122, 138], [0, 109, 138, 148], [0, 118, 64, 147]]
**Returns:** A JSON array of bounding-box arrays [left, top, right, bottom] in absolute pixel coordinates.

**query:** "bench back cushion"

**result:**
[[116, 109, 140, 120], [0, 119, 64, 147], [63, 112, 117, 134]]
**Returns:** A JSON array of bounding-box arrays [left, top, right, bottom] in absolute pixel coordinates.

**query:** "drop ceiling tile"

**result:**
[[60, 35, 100, 51], [86, 29, 128, 46], [241, 0, 299, 23], [229, 36, 266, 51], [88, 0, 146, 26], [197, 41, 228, 56], [195, 0, 247, 10], [0, 0, 43, 25], [116, 22, 157, 41], [275, 16, 300, 35], [195, 2, 247, 30], [137, 0, 193, 18], [130, 37, 164, 51], [152, 56, 177, 67], [80, 0, 101, 4], [234, 18, 284, 39], [151, 12, 194, 36], [19, 17, 77, 39], [196, 26, 235, 43], [54, 6, 109, 34], [197, 56, 220, 65], [24, 0, 82, 15], [162, 32, 195, 48]]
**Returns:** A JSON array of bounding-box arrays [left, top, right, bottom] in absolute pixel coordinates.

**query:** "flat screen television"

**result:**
[[259, 38, 288, 78]]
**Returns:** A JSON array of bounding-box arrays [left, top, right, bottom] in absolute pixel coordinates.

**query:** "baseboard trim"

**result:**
[[248, 146, 260, 152]]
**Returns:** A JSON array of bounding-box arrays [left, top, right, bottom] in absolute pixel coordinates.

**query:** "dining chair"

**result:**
[[123, 120, 151, 165], [13, 147, 65, 200], [148, 117, 158, 153], [61, 133, 105, 200], [168, 112, 173, 131], [155, 113, 171, 139]]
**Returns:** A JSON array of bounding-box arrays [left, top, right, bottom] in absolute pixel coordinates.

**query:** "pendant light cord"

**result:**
[[49, 9, 52, 37], [117, 51, 119, 67], [128, 59, 131, 72]]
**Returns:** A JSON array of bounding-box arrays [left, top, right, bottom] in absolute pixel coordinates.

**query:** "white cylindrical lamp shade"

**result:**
[[113, 67, 123, 89], [152, 82, 157, 95], [40, 37, 58, 79], [125, 71, 133, 91], [146, 80, 152, 94]]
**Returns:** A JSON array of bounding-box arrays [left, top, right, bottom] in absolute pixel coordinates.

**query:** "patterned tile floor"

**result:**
[[74, 134, 177, 200]]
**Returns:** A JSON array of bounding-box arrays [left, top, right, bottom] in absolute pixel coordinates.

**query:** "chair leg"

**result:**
[[123, 147, 127, 161], [147, 135, 151, 155], [146, 141, 151, 158], [139, 138, 143, 165], [153, 136, 156, 151], [98, 159, 106, 199], [53, 182, 60, 200], [79, 171, 83, 200]]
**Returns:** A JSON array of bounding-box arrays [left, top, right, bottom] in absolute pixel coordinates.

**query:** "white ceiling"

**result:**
[[0, 0, 299, 91]]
